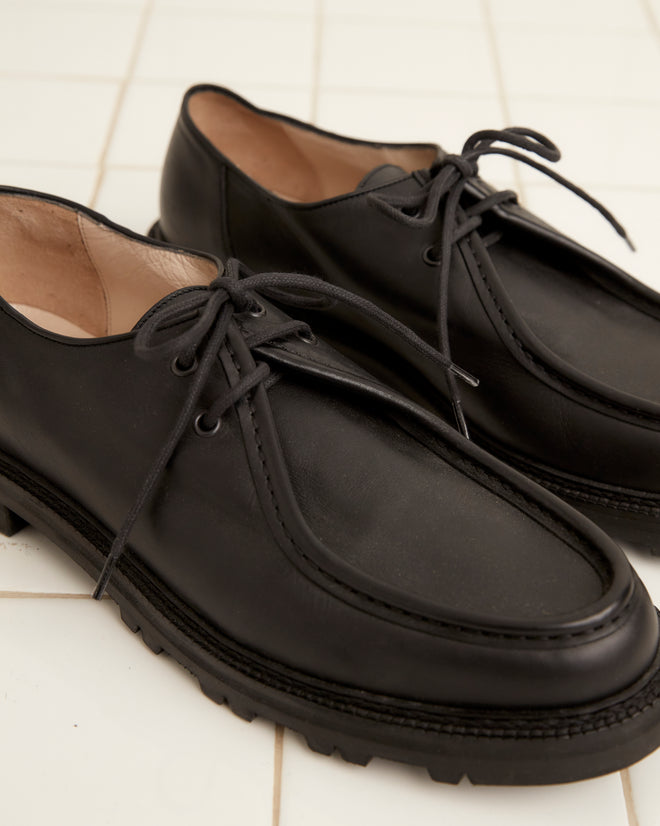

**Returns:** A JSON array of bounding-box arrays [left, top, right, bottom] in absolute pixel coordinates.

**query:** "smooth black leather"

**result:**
[[2, 187, 660, 784], [155, 85, 660, 553]]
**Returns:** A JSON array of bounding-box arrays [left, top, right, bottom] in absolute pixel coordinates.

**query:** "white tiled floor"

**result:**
[[1, 1, 660, 824]]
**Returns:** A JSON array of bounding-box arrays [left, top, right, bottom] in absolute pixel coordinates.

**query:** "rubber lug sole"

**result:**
[[1, 451, 660, 786]]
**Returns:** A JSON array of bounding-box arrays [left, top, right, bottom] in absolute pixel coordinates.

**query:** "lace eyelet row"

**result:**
[[194, 413, 222, 437], [171, 355, 199, 376], [248, 300, 266, 318], [422, 246, 442, 266], [171, 298, 318, 439]]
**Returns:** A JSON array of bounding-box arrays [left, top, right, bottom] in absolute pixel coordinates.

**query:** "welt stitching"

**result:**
[[422, 439, 610, 580], [301, 696, 660, 739], [259, 344, 610, 581], [465, 235, 660, 425], [261, 342, 598, 557], [527, 474, 660, 516], [143, 546, 660, 738], [1, 447, 657, 738], [242, 385, 631, 643], [479, 435, 660, 513]]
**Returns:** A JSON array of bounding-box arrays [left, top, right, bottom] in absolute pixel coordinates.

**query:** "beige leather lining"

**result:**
[[12, 305, 93, 338], [0, 193, 218, 338], [188, 91, 437, 202]]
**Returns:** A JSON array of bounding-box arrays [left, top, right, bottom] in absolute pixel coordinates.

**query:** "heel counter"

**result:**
[[159, 117, 231, 259]]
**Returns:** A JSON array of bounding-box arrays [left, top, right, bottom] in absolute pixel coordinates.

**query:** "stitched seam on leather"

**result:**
[[1, 447, 657, 738], [259, 349, 612, 581], [475, 432, 660, 514], [123, 550, 660, 738], [267, 695, 660, 738], [242, 381, 630, 643], [401, 423, 613, 580], [526, 473, 660, 516], [77, 213, 112, 335], [503, 203, 660, 323], [466, 235, 660, 425], [144, 545, 660, 737], [259, 340, 373, 384]]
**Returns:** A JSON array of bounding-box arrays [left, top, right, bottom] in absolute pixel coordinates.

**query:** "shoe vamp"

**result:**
[[490, 235, 660, 404], [268, 379, 604, 623]]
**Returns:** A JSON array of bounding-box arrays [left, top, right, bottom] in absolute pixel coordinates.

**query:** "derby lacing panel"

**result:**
[[370, 127, 633, 438], [93, 259, 477, 599]]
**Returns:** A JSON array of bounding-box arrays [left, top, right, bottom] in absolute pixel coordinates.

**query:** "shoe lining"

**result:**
[[188, 91, 437, 202], [12, 305, 93, 337], [0, 193, 218, 338]]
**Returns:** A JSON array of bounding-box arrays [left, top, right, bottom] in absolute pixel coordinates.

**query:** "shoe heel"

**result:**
[[0, 503, 28, 537]]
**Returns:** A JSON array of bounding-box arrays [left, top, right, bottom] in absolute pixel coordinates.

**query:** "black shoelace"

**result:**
[[369, 127, 634, 439], [92, 258, 477, 599]]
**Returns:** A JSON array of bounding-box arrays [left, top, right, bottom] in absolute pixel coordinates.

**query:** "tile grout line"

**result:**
[[0, 592, 107, 599], [88, 0, 154, 209], [271, 725, 285, 826], [0, 72, 122, 84], [641, 0, 660, 46], [621, 769, 641, 826], [480, 0, 526, 201], [309, 0, 324, 124]]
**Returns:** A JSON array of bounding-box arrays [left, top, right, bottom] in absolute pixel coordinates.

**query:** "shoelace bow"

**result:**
[[369, 126, 634, 439], [93, 258, 478, 599]]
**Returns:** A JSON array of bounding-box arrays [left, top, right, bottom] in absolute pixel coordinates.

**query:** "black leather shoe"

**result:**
[[153, 84, 660, 555], [2, 186, 660, 785]]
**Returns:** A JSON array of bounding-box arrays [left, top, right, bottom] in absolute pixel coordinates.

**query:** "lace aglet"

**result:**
[[452, 399, 471, 440], [614, 224, 636, 252], [450, 363, 479, 388]]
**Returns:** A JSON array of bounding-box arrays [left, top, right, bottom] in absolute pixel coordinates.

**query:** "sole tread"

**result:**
[[2, 460, 660, 786]]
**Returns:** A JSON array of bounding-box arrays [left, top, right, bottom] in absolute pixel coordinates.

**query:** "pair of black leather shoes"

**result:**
[[1, 84, 660, 786]]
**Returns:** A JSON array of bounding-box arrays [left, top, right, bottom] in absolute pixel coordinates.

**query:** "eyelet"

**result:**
[[422, 246, 442, 266], [248, 301, 266, 318], [297, 328, 317, 345], [194, 413, 222, 437], [171, 355, 198, 376]]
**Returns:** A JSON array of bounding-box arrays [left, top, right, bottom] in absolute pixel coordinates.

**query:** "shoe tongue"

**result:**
[[354, 164, 411, 190], [354, 164, 428, 198], [132, 285, 208, 331]]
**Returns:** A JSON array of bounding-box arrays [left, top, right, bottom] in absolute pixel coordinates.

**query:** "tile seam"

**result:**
[[88, 0, 155, 208], [309, 0, 324, 124], [479, 0, 525, 201], [621, 768, 641, 826], [0, 592, 105, 599], [272, 725, 284, 826]]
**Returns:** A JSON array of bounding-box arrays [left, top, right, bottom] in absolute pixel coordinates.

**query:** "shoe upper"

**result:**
[[1, 186, 658, 711], [157, 85, 660, 514]]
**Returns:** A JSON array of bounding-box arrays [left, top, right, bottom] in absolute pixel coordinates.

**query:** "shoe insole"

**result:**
[[12, 304, 94, 338], [489, 234, 660, 405]]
